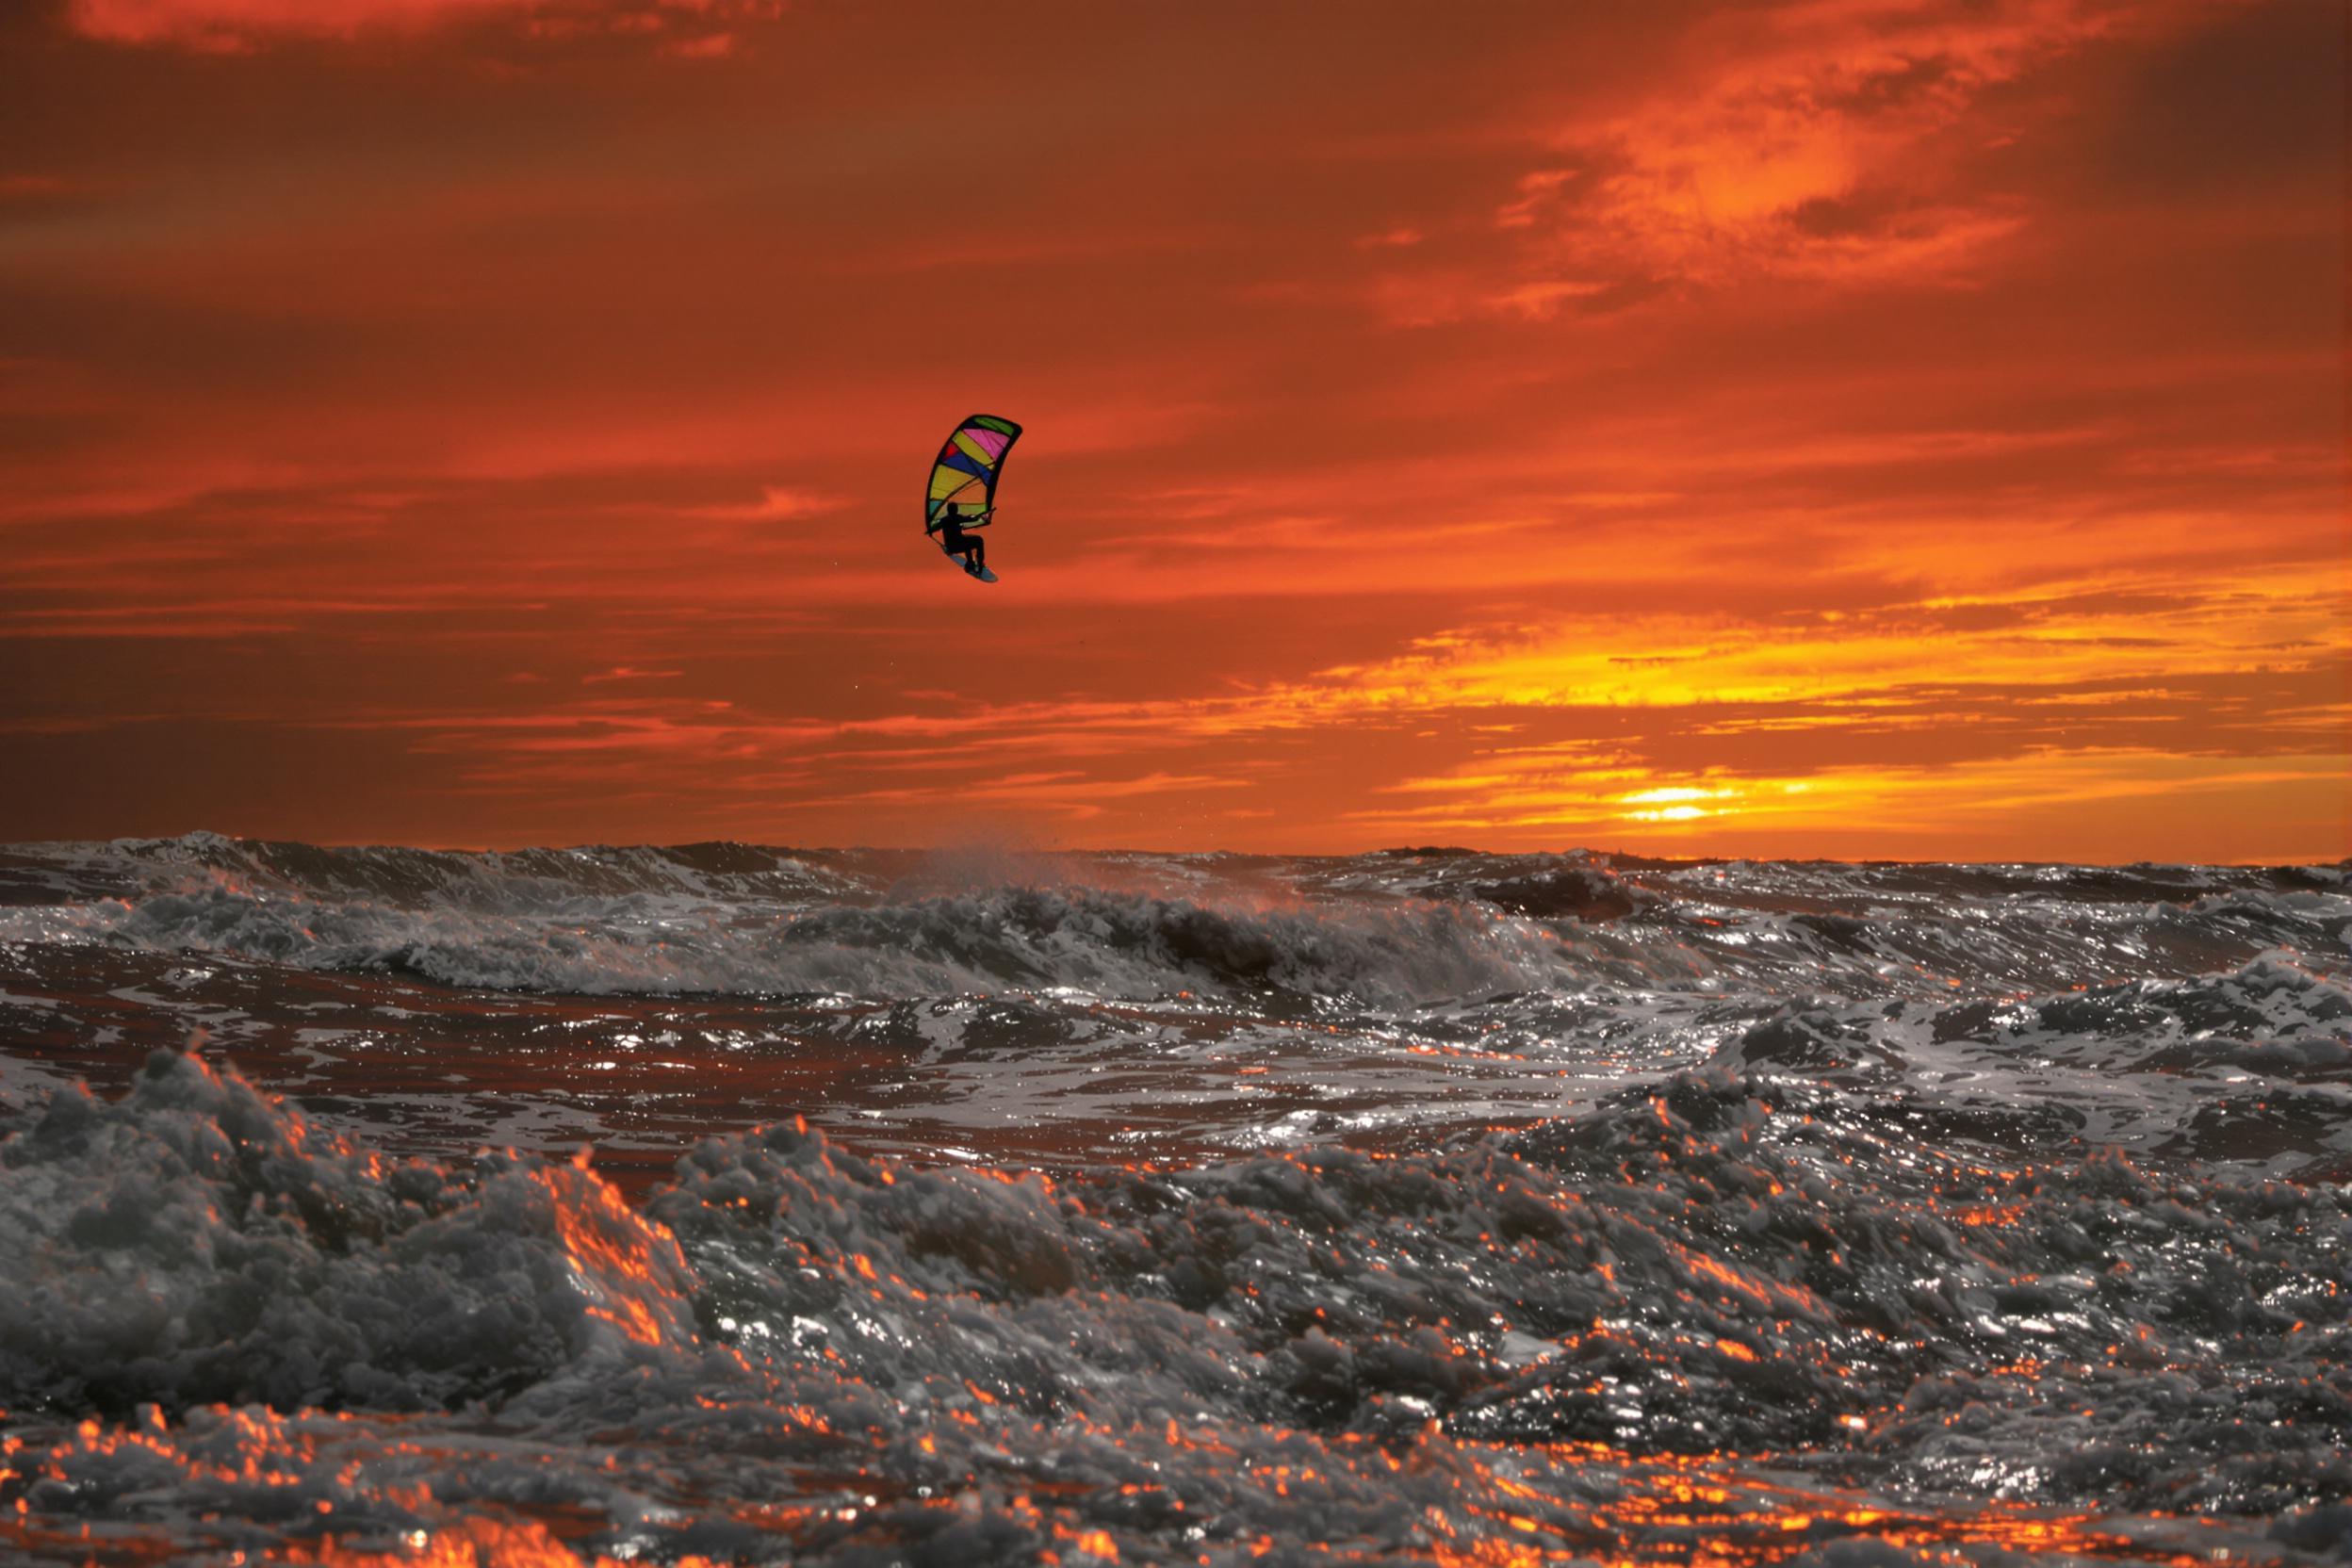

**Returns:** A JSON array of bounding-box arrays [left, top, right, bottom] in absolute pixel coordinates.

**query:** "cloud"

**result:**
[[1562, 0, 2116, 282], [69, 0, 538, 47], [1367, 0, 2220, 321], [63, 0, 778, 51], [1340, 742, 2350, 861], [208, 552, 2340, 852], [687, 486, 844, 522], [0, 173, 110, 208]]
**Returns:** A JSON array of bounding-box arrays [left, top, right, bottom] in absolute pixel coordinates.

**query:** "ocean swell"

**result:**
[[0, 858, 1592, 1006]]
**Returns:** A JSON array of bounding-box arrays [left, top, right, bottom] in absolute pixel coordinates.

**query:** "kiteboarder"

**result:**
[[936, 502, 988, 576], [925, 415, 1019, 584]]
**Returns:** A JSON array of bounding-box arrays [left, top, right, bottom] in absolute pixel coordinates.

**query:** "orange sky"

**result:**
[[1, 0, 2344, 859]]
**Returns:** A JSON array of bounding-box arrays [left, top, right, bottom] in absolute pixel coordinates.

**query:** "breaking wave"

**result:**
[[2, 833, 2342, 1010], [0, 868, 1581, 1007]]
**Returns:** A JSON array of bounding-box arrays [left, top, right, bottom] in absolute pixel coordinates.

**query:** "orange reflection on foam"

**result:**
[[1434, 1438, 2233, 1567], [284, 1515, 720, 1568], [541, 1160, 692, 1348], [0, 1403, 2262, 1568]]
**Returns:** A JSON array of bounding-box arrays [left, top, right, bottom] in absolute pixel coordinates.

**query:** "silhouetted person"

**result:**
[[936, 504, 988, 574]]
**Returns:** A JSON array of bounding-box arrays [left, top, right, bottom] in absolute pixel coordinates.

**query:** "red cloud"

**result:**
[[66, 0, 776, 50], [70, 0, 535, 46], [1375, 0, 2202, 321]]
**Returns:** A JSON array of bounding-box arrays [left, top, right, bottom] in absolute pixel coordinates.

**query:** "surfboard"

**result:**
[[945, 551, 997, 583]]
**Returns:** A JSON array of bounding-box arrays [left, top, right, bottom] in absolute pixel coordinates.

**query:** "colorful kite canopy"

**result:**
[[925, 414, 1022, 534]]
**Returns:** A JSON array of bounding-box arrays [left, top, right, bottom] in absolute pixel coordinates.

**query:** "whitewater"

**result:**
[[1, 832, 2346, 1565]]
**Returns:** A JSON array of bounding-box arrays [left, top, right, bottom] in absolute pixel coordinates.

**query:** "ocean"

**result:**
[[1, 832, 2346, 1565]]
